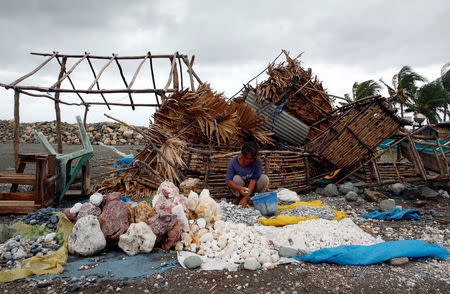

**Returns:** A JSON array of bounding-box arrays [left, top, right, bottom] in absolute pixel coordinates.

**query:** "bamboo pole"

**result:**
[[0, 83, 175, 94], [172, 53, 179, 91], [13, 90, 20, 171], [177, 52, 184, 90], [54, 57, 67, 154], [182, 56, 195, 91], [10, 52, 57, 87], [164, 55, 177, 92], [182, 56, 203, 84], [388, 146, 402, 181], [86, 54, 110, 110], [87, 54, 116, 91], [128, 53, 149, 89], [148, 51, 160, 107], [114, 57, 135, 110], [31, 52, 188, 59], [55, 56, 86, 103], [50, 53, 88, 88]]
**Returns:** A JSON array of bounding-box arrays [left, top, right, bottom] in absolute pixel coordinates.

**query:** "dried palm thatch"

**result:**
[[95, 84, 274, 197], [254, 51, 334, 139]]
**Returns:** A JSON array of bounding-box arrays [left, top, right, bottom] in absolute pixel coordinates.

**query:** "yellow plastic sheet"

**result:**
[[0, 212, 74, 282], [259, 199, 348, 226]]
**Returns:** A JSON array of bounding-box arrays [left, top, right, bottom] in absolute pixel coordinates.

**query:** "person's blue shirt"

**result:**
[[225, 156, 262, 184]]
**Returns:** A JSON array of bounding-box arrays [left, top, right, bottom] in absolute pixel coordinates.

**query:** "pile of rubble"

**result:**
[[0, 120, 146, 145]]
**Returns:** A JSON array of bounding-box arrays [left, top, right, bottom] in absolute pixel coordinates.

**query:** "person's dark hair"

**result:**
[[241, 141, 258, 158]]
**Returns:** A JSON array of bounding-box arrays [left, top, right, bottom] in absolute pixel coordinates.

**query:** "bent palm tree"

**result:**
[[380, 66, 427, 117], [343, 80, 382, 103], [405, 81, 450, 124]]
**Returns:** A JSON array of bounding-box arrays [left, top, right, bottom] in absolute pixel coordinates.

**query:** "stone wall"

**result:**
[[0, 120, 146, 145]]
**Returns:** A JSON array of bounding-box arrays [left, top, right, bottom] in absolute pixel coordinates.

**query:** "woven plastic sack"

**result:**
[[0, 212, 73, 282], [258, 200, 347, 226]]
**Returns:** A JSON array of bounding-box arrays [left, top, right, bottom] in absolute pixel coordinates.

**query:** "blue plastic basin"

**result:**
[[251, 191, 278, 216]]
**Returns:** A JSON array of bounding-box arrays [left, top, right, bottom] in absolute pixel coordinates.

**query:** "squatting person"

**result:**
[[225, 141, 269, 208]]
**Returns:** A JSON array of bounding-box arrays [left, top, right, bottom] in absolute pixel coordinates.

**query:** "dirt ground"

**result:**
[[0, 143, 449, 293]]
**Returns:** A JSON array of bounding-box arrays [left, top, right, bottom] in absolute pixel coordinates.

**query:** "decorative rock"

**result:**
[[196, 218, 206, 229], [184, 255, 202, 269], [77, 202, 101, 221], [89, 193, 104, 207], [69, 215, 106, 256], [364, 191, 388, 202], [339, 182, 358, 195], [148, 211, 177, 236], [186, 191, 199, 212], [163, 220, 184, 250], [179, 178, 203, 195], [172, 204, 189, 231], [420, 187, 439, 198], [105, 192, 122, 203], [345, 191, 359, 202], [391, 183, 405, 193], [244, 257, 261, 270], [195, 189, 223, 223], [64, 208, 77, 221], [99, 197, 130, 243], [118, 222, 157, 256], [379, 199, 396, 212], [389, 257, 409, 265], [134, 202, 156, 224], [322, 184, 339, 197], [278, 246, 298, 258], [70, 203, 83, 214]]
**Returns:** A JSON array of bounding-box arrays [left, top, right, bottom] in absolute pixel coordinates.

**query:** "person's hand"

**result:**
[[239, 197, 249, 208], [239, 187, 250, 197]]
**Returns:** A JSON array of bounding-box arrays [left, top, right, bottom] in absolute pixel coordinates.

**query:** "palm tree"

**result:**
[[440, 63, 450, 121], [405, 81, 450, 124], [380, 66, 427, 117], [343, 80, 382, 103]]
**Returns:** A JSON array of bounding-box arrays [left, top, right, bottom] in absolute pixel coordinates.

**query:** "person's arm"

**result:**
[[227, 180, 250, 196], [239, 179, 256, 208]]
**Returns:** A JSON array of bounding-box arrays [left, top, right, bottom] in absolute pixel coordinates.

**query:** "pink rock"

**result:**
[[64, 208, 77, 222], [148, 211, 177, 236], [105, 192, 122, 203], [76, 202, 101, 221], [99, 199, 130, 243], [162, 220, 183, 251]]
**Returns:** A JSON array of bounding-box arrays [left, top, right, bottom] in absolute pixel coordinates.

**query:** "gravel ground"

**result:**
[[0, 144, 449, 293]]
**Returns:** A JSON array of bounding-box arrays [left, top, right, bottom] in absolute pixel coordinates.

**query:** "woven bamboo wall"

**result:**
[[307, 99, 404, 168], [364, 162, 421, 184], [184, 149, 310, 198]]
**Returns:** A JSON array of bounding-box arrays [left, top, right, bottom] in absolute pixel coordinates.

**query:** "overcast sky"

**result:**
[[0, 0, 449, 126]]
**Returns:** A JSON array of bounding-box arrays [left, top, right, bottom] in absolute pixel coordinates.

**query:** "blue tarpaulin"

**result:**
[[362, 208, 420, 220], [295, 240, 448, 265]]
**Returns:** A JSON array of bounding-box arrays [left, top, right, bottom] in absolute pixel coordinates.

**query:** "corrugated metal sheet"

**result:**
[[244, 91, 310, 145]]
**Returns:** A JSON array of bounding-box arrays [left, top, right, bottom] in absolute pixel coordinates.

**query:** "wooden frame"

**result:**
[[0, 51, 203, 171]]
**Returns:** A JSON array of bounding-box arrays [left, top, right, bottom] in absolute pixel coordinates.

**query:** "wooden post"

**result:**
[[388, 146, 402, 182], [83, 104, 89, 130], [182, 56, 195, 91], [148, 52, 160, 107], [54, 57, 67, 154], [13, 90, 20, 171]]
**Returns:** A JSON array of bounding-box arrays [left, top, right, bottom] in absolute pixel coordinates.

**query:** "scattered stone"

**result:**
[[389, 257, 409, 265], [275, 205, 336, 220], [322, 184, 339, 197], [391, 183, 405, 193], [44, 232, 56, 242], [70, 203, 83, 214], [67, 283, 81, 292], [69, 215, 107, 256], [0, 225, 10, 243], [379, 199, 396, 212], [364, 191, 388, 202], [184, 255, 203, 269], [76, 202, 101, 221], [413, 200, 427, 207], [244, 257, 261, 270], [99, 193, 130, 243], [345, 191, 359, 202], [278, 246, 298, 257], [420, 186, 439, 198], [430, 210, 443, 218], [339, 182, 358, 195], [14, 207, 61, 230]]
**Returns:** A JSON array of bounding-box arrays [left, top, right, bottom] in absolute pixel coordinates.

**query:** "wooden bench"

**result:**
[[0, 153, 57, 214]]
